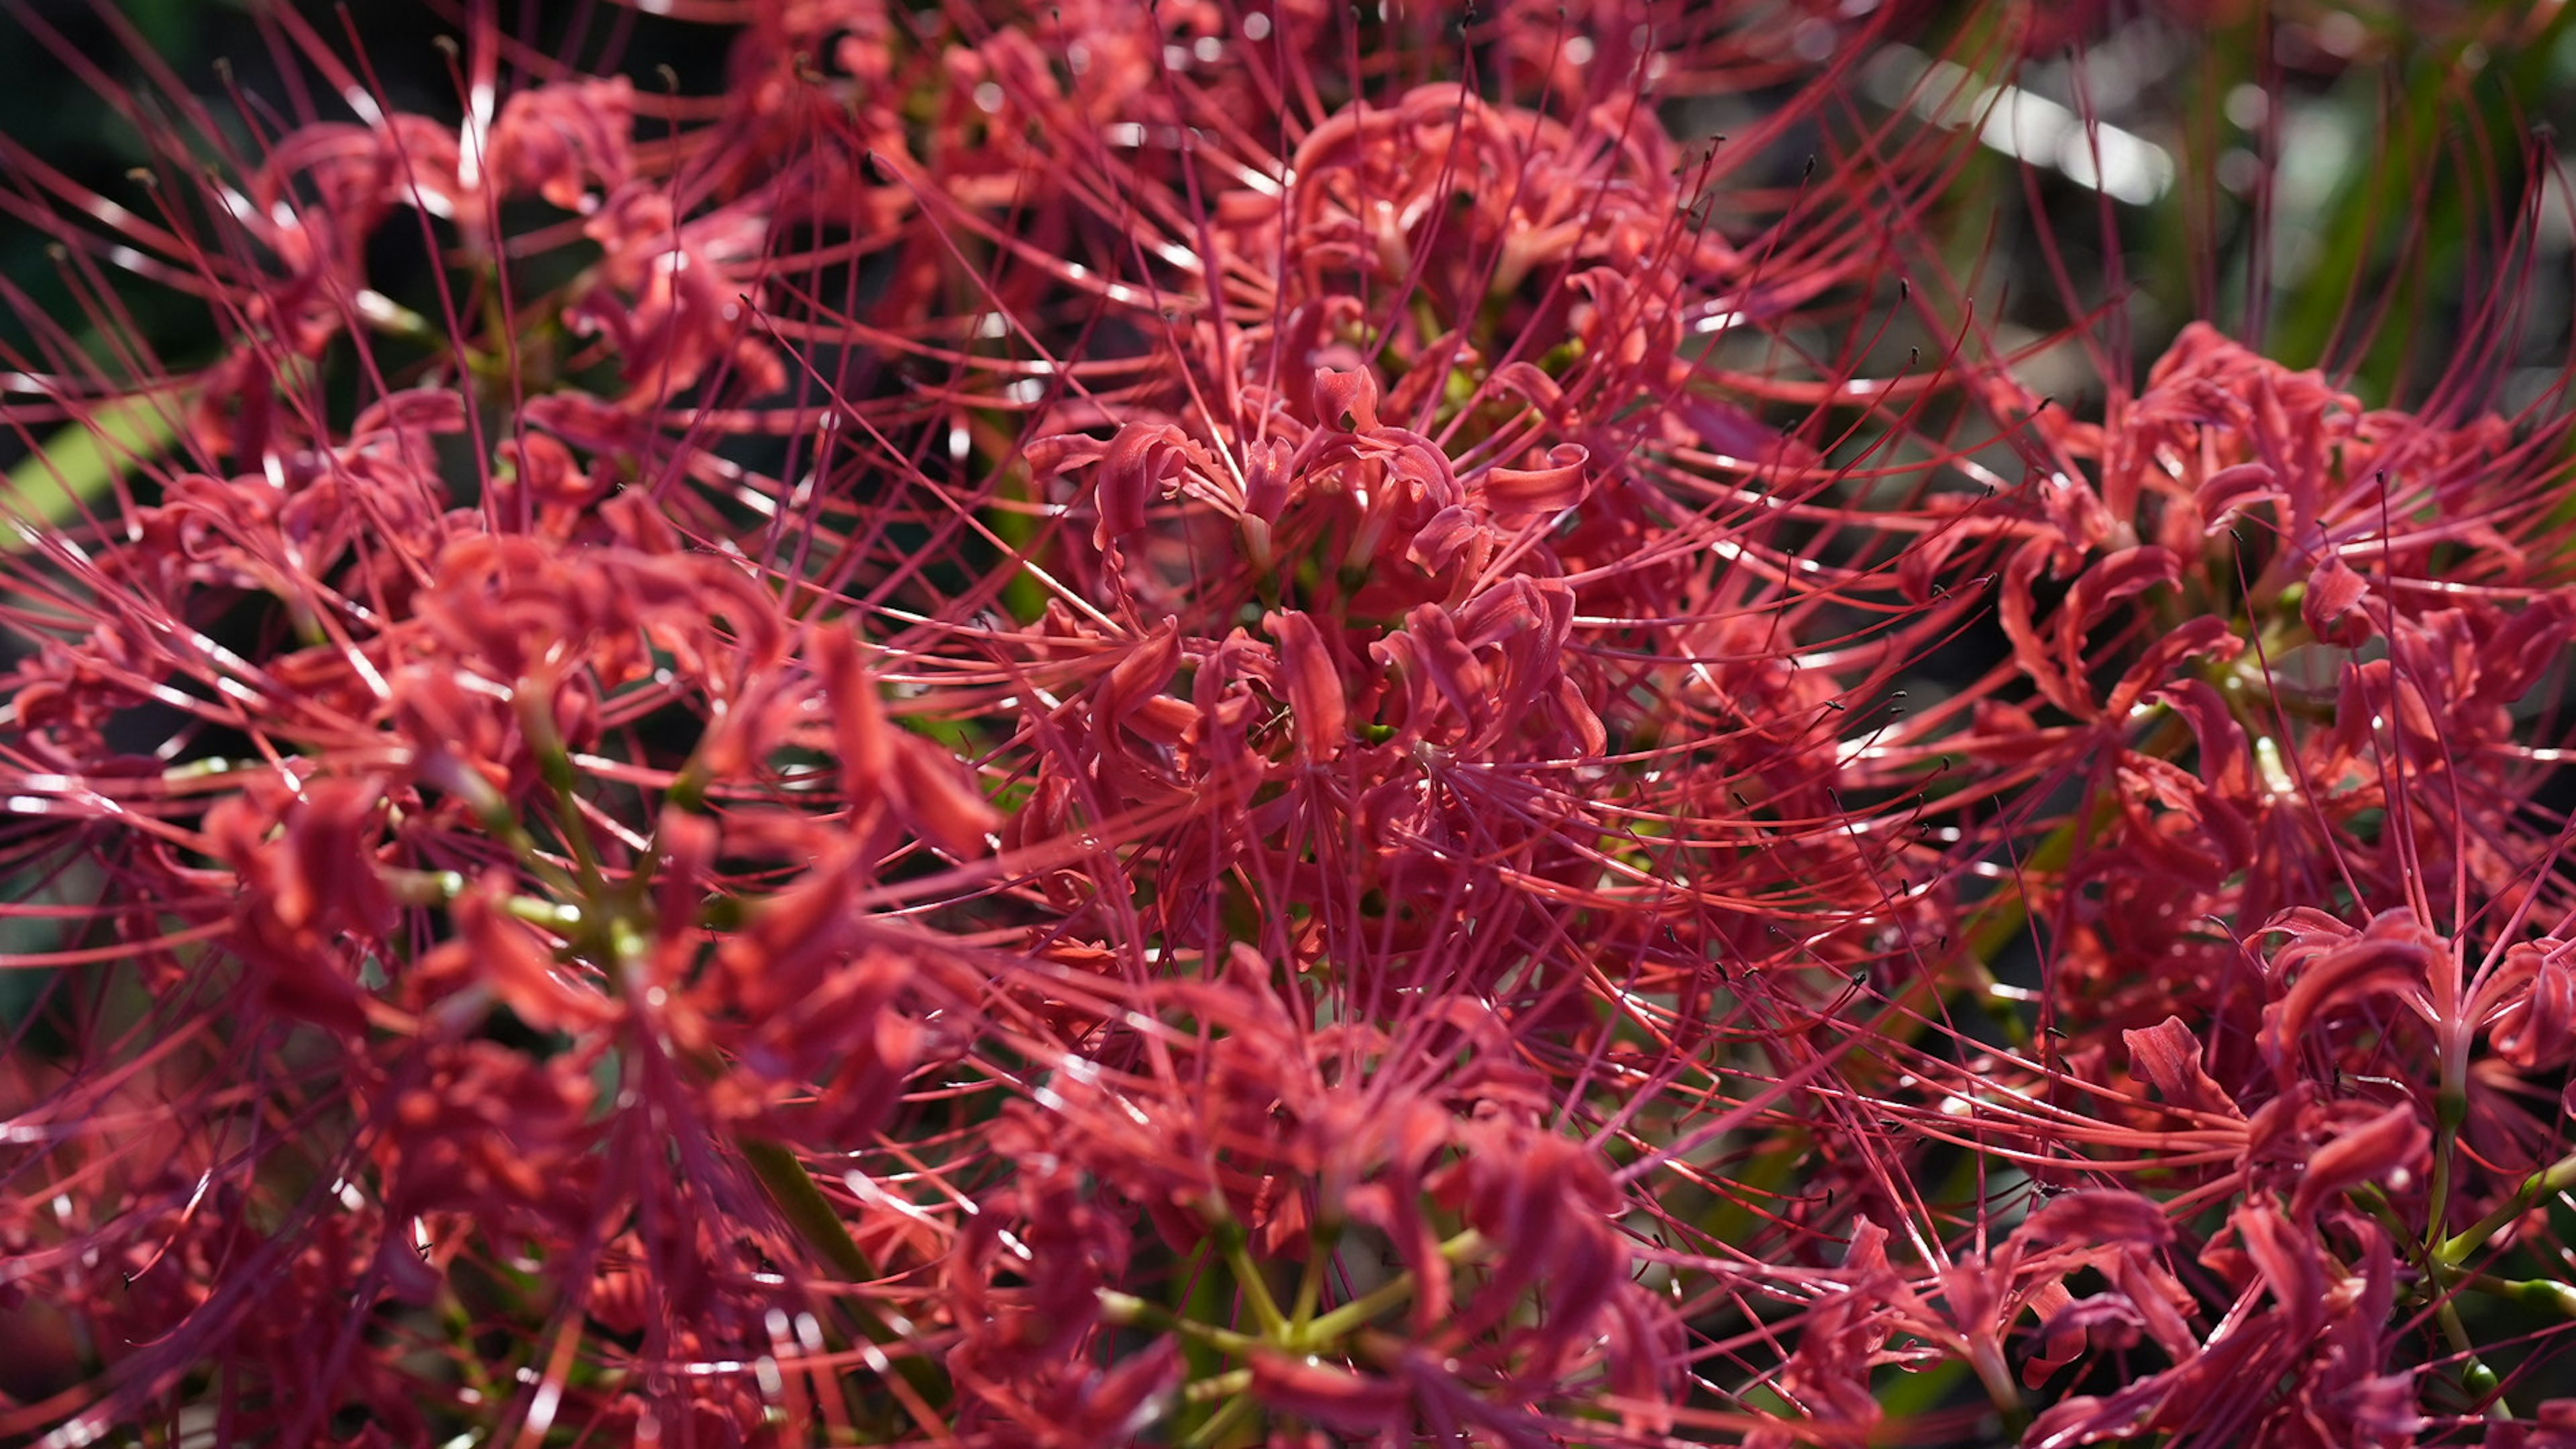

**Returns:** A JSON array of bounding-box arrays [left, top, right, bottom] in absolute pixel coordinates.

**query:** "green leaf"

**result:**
[[4, 386, 190, 550]]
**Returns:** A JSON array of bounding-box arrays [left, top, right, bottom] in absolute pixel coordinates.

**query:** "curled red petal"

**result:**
[[2491, 941, 2576, 1069], [2123, 1016, 2241, 1118], [2301, 552, 2374, 646], [2019, 1189, 2175, 1248], [1267, 608, 1346, 765], [2292, 1103, 2430, 1221], [890, 733, 999, 857], [1093, 422, 1203, 549], [1481, 443, 1591, 515], [2195, 460, 2284, 529], [2261, 931, 2436, 1076], [1313, 366, 1383, 433]]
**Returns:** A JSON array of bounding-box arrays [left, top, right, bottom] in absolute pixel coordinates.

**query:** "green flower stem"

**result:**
[[741, 1137, 877, 1283], [1289, 1222, 1342, 1328], [430, 751, 585, 901], [2357, 1184, 2512, 1409], [1180, 1388, 1260, 1449], [2439, 1149, 2576, 1268], [1179, 1368, 1255, 1405], [2434, 1295, 2503, 1408], [738, 1136, 949, 1408], [1097, 1291, 1265, 1356], [1205, 1212, 1292, 1340], [2457, 1271, 2576, 1319], [521, 698, 608, 900], [1297, 1229, 1488, 1345], [1168, 1237, 1237, 1441], [2425, 1077, 2470, 1260], [1111, 1223, 1491, 1446]]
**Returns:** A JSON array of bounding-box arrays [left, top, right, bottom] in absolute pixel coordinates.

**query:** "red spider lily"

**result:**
[[9, 1, 2576, 1446]]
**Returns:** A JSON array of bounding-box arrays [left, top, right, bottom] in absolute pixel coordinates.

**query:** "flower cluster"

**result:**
[[5, 1, 2576, 1446]]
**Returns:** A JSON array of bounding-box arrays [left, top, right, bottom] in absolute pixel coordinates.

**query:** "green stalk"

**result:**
[[1297, 1230, 1487, 1344], [2440, 1149, 2576, 1267], [1206, 1213, 1292, 1340], [1097, 1291, 1266, 1356], [739, 1136, 949, 1407]]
